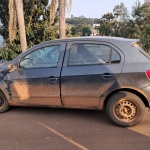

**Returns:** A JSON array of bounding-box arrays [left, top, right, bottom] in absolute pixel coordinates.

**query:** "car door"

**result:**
[[61, 41, 124, 108], [7, 42, 66, 106]]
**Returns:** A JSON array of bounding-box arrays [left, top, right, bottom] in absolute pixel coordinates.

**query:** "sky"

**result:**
[[69, 0, 145, 18]]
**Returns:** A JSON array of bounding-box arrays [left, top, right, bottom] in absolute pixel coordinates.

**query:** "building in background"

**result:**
[[93, 24, 100, 28]]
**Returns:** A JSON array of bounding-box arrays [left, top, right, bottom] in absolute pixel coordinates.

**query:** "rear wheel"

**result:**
[[0, 91, 9, 113], [106, 91, 145, 127]]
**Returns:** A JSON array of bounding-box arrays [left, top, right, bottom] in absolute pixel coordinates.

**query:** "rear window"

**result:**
[[132, 43, 150, 60]]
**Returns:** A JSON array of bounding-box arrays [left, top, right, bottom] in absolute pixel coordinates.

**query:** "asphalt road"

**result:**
[[0, 107, 150, 150]]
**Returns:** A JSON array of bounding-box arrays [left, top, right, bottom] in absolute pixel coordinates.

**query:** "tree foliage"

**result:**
[[2, 0, 150, 59], [0, 0, 59, 60], [95, 1, 150, 52], [66, 16, 99, 26], [70, 25, 91, 37]]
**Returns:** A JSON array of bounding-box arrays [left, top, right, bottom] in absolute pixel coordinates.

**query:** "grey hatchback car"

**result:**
[[0, 36, 150, 127]]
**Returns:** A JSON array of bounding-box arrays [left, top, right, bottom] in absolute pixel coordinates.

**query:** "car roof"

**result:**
[[22, 36, 140, 57], [52, 36, 125, 42], [60, 36, 135, 41], [21, 36, 139, 57], [38, 36, 139, 45]]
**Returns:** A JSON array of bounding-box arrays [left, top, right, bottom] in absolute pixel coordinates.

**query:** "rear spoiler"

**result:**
[[123, 39, 140, 45]]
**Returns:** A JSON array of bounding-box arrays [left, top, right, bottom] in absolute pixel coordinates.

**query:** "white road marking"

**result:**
[[37, 122, 89, 150]]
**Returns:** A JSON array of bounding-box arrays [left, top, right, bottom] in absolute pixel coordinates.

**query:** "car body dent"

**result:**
[[5, 42, 66, 107]]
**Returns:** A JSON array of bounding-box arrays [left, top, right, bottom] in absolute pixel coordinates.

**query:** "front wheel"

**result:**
[[106, 91, 145, 127], [0, 91, 9, 113]]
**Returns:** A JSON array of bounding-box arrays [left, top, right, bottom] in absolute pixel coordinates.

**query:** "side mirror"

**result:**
[[7, 64, 17, 72]]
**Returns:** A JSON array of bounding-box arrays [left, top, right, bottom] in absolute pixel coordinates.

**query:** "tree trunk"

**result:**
[[59, 0, 66, 39], [9, 0, 17, 43], [15, 0, 27, 52]]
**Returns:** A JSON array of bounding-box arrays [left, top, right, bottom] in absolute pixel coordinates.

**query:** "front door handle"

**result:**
[[47, 76, 58, 83], [101, 73, 114, 79]]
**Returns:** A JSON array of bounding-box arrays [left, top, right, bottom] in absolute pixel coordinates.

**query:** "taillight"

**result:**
[[146, 70, 150, 79]]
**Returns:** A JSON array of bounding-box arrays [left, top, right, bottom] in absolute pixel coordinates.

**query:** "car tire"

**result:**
[[106, 91, 145, 127], [0, 91, 9, 113]]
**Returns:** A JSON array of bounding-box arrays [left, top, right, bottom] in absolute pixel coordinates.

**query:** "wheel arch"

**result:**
[[0, 89, 10, 101], [0, 81, 11, 103], [103, 87, 149, 108]]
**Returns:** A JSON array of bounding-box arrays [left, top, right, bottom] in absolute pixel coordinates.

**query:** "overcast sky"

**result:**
[[69, 0, 145, 18]]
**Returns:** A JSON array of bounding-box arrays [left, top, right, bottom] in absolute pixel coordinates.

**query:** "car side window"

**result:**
[[20, 45, 60, 68], [111, 49, 121, 63], [68, 43, 120, 66]]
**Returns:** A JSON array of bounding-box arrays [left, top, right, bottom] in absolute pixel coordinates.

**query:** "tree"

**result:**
[[15, 0, 27, 52], [66, 17, 94, 26], [141, 24, 150, 52], [9, 0, 17, 43], [141, 1, 150, 23], [0, 0, 59, 60], [113, 2, 129, 22], [132, 0, 150, 51], [113, 2, 130, 37], [99, 20, 113, 36], [50, 0, 72, 38], [8, 0, 27, 52], [71, 25, 91, 37], [71, 25, 83, 36], [102, 13, 114, 21], [0, 0, 10, 40], [59, 0, 66, 38], [98, 13, 114, 36], [82, 27, 91, 36]]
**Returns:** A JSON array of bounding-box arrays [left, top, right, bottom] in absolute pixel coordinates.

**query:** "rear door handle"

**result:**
[[47, 76, 58, 83], [101, 73, 114, 79]]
